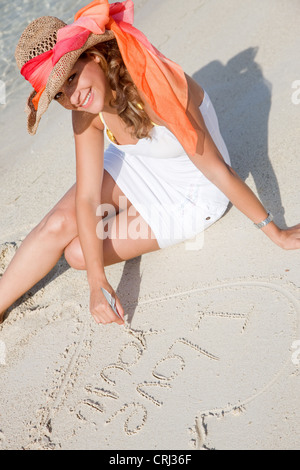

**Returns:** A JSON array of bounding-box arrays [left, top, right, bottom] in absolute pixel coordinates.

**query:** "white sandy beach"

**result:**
[[0, 0, 299, 450]]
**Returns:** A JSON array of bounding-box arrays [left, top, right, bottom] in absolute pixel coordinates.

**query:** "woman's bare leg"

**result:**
[[0, 184, 77, 320], [0, 171, 134, 322], [64, 206, 160, 269]]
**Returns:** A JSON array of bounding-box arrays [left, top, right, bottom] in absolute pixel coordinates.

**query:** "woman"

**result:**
[[0, 0, 299, 326]]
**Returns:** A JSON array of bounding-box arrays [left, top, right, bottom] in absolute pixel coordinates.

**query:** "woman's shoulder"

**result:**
[[72, 110, 104, 136], [138, 74, 204, 126]]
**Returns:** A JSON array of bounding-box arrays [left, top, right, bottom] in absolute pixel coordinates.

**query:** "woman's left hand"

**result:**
[[276, 224, 300, 250]]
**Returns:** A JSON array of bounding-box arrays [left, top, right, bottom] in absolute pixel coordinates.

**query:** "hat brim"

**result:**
[[26, 30, 115, 135]]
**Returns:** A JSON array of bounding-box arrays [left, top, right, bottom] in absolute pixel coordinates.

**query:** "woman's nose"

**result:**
[[64, 84, 80, 107], [69, 88, 80, 107]]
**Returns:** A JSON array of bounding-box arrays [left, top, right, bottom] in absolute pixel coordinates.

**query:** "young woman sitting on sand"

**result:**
[[0, 0, 299, 326]]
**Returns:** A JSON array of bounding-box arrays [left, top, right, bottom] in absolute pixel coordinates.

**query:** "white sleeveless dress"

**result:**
[[103, 91, 231, 248]]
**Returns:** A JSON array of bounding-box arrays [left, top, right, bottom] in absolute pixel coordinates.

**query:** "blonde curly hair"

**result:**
[[82, 39, 154, 140]]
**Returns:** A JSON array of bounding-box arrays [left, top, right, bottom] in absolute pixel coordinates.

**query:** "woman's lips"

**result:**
[[81, 89, 93, 108]]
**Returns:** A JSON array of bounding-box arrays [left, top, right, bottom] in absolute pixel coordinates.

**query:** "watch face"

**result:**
[[255, 212, 273, 229]]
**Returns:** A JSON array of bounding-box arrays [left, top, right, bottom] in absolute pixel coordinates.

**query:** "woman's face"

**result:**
[[54, 54, 110, 113]]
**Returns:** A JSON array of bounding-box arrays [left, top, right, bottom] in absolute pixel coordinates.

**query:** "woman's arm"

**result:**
[[73, 111, 106, 284], [190, 142, 283, 244], [73, 110, 124, 324], [183, 79, 300, 250]]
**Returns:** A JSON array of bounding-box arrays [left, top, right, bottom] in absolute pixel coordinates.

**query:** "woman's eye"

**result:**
[[68, 73, 76, 83], [54, 92, 63, 100]]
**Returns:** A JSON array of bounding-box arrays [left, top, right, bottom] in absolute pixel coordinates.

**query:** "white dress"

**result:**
[[103, 91, 231, 248]]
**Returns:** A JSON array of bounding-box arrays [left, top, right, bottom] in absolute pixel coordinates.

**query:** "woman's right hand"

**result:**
[[89, 281, 124, 326]]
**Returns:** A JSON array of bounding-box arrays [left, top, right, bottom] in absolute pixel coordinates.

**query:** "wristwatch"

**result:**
[[254, 211, 274, 229]]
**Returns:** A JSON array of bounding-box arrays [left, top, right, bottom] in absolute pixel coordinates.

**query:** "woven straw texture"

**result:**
[[15, 16, 115, 134]]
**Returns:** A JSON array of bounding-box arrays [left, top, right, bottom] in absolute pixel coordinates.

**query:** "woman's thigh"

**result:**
[[101, 170, 132, 213], [102, 206, 160, 266], [43, 170, 132, 228], [65, 205, 160, 269]]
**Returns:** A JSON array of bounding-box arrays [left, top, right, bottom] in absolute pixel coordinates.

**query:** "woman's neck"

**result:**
[[102, 84, 118, 115]]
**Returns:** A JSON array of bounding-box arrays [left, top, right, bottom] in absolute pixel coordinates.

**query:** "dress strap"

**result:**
[[99, 112, 118, 144], [99, 109, 158, 145], [99, 112, 105, 126]]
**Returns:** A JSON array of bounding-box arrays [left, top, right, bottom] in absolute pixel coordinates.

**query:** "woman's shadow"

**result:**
[[3, 47, 286, 323], [117, 47, 286, 322], [193, 46, 285, 227]]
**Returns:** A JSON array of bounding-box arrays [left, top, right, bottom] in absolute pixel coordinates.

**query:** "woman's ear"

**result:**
[[92, 54, 101, 63], [87, 51, 108, 75], [85, 52, 101, 63]]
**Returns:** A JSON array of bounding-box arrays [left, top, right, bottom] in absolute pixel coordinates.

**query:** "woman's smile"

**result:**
[[81, 88, 94, 109]]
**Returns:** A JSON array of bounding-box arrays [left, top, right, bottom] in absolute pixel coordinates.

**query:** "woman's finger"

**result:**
[[92, 303, 124, 325], [114, 296, 125, 320]]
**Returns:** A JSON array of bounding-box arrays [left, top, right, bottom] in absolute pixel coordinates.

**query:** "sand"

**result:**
[[0, 0, 299, 450]]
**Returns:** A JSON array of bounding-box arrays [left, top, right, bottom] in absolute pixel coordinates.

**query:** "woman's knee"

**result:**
[[64, 237, 86, 270], [37, 209, 77, 240]]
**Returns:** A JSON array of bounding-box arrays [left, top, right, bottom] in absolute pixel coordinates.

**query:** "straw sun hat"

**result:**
[[15, 16, 115, 135]]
